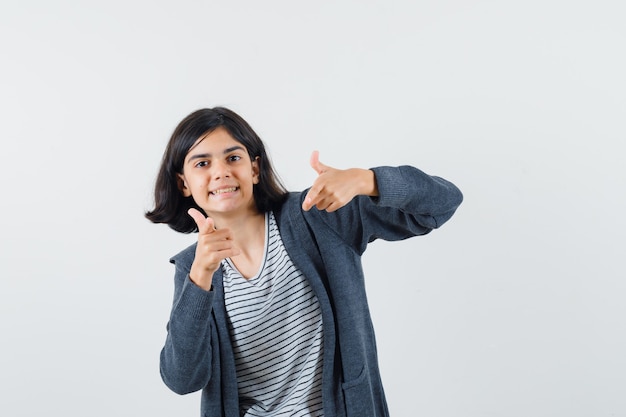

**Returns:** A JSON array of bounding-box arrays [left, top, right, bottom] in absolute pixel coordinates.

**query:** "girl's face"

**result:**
[[177, 127, 260, 219]]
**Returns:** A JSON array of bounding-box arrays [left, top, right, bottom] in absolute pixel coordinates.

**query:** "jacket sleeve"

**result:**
[[372, 165, 462, 228], [160, 247, 215, 395], [306, 165, 463, 255]]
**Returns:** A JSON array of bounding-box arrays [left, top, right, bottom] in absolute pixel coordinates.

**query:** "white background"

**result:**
[[1, 1, 624, 416]]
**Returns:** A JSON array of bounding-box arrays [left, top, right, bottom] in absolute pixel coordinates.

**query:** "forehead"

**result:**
[[188, 127, 247, 153]]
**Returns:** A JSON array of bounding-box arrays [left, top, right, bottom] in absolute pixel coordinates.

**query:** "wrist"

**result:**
[[189, 266, 214, 291], [361, 168, 379, 197]]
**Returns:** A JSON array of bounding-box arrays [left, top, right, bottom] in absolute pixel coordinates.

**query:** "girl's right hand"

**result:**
[[187, 208, 240, 291]]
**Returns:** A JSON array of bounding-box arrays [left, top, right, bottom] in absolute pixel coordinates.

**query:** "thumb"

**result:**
[[188, 208, 215, 234], [310, 150, 327, 175]]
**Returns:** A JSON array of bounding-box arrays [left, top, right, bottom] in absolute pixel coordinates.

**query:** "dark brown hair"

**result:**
[[145, 107, 288, 233]]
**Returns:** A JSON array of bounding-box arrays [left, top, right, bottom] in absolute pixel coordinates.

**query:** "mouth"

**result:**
[[210, 186, 239, 196]]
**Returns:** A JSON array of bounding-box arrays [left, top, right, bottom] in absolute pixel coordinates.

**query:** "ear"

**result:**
[[177, 173, 192, 197], [252, 156, 260, 184]]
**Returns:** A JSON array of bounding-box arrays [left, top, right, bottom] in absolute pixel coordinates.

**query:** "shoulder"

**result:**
[[169, 242, 197, 268], [279, 191, 306, 212], [274, 190, 358, 237]]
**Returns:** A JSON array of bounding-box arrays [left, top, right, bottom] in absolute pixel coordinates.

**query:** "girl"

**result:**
[[145, 107, 463, 417]]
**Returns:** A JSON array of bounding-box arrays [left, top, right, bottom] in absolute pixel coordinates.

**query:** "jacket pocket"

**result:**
[[341, 366, 376, 417]]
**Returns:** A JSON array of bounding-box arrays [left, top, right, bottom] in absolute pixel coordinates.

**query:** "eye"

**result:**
[[195, 160, 209, 168], [228, 155, 242, 162]]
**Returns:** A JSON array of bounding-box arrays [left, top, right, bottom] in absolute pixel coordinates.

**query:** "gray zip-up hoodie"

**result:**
[[160, 165, 463, 417]]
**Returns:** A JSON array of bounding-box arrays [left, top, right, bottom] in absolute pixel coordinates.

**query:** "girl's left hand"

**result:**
[[302, 151, 379, 212]]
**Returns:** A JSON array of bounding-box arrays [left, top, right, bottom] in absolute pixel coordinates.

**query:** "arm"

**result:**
[[160, 208, 239, 394], [301, 152, 463, 253], [371, 164, 463, 229], [160, 251, 215, 395]]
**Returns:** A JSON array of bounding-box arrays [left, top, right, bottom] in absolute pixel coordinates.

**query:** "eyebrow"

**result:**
[[187, 145, 245, 163]]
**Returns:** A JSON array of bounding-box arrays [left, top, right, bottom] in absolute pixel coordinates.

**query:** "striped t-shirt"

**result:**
[[222, 212, 324, 417]]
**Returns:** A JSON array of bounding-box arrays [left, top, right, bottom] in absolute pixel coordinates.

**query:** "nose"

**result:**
[[212, 159, 230, 179]]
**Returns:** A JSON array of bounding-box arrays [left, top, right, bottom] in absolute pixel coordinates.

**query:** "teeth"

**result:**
[[212, 187, 237, 195]]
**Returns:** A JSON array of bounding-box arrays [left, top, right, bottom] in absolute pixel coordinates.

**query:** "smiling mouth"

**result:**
[[210, 186, 239, 195]]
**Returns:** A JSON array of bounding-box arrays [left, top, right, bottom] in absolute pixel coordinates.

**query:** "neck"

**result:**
[[210, 209, 266, 279], [217, 211, 265, 241]]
